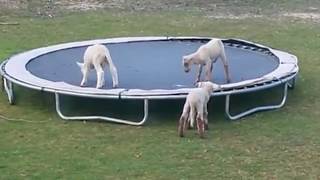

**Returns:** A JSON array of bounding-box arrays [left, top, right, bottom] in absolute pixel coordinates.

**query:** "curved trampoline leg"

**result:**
[[3, 78, 15, 105], [225, 83, 288, 120], [288, 77, 296, 89], [55, 93, 149, 126]]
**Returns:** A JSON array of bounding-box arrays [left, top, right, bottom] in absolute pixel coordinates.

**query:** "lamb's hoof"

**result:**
[[178, 129, 184, 137], [96, 85, 104, 89], [112, 84, 119, 88], [80, 83, 86, 87], [199, 134, 205, 139]]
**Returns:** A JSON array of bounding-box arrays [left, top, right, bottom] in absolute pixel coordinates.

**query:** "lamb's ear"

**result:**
[[183, 56, 190, 63], [182, 56, 186, 63], [76, 62, 84, 69]]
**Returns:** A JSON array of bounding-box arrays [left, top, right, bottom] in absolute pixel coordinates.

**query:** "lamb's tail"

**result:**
[[76, 62, 84, 68]]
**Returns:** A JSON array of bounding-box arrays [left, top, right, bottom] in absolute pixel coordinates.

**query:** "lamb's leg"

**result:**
[[196, 113, 205, 139], [178, 115, 187, 137], [80, 68, 88, 87], [189, 106, 196, 128], [178, 103, 190, 137], [95, 65, 105, 89], [204, 60, 213, 81], [186, 113, 193, 130], [197, 105, 204, 138], [109, 63, 119, 88], [204, 103, 209, 130], [194, 64, 203, 85], [220, 52, 231, 83], [183, 114, 190, 131]]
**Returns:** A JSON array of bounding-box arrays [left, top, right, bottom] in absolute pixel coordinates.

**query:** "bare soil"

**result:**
[[1, 0, 320, 22]]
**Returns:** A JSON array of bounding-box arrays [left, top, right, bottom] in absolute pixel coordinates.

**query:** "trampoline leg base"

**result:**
[[2, 77, 15, 105], [288, 77, 296, 89], [55, 93, 149, 126], [225, 83, 288, 120]]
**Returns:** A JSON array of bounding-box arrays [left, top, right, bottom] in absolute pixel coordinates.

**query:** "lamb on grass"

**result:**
[[77, 44, 119, 89], [178, 81, 221, 138], [182, 38, 231, 84]]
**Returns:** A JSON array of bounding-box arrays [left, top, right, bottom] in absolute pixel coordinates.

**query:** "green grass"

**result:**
[[1, 8, 320, 179]]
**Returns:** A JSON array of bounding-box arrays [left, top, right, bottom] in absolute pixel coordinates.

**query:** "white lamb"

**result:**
[[77, 44, 119, 89], [178, 81, 220, 138], [182, 38, 231, 84]]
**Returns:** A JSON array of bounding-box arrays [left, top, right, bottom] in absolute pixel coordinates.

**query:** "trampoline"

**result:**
[[0, 37, 298, 125]]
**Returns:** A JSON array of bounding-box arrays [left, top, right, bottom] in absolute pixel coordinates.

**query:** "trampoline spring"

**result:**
[[231, 43, 239, 47]]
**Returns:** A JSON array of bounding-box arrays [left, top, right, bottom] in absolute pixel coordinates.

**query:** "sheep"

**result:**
[[178, 81, 221, 138], [182, 38, 231, 84], [77, 44, 119, 89]]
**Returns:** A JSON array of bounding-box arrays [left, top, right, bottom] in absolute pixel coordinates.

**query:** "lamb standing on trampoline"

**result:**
[[178, 81, 220, 138], [182, 39, 231, 84], [77, 44, 119, 89]]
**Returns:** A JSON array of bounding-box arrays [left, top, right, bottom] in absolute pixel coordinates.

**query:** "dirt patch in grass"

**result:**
[[0, 0, 25, 9], [283, 12, 320, 22], [54, 0, 106, 11], [1, 0, 320, 22]]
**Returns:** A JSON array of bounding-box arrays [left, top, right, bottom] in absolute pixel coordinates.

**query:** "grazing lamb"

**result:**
[[77, 44, 119, 89], [182, 38, 231, 84], [178, 81, 220, 138]]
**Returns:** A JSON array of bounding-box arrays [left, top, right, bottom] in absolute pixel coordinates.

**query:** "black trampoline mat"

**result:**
[[26, 40, 279, 90]]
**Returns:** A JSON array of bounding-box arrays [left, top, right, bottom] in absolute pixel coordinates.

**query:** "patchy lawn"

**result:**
[[0, 1, 320, 179]]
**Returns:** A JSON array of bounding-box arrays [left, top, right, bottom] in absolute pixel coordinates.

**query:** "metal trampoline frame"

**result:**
[[0, 37, 299, 125]]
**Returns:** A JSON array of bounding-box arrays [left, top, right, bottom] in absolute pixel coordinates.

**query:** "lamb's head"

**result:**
[[182, 56, 192, 73], [196, 81, 221, 93]]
